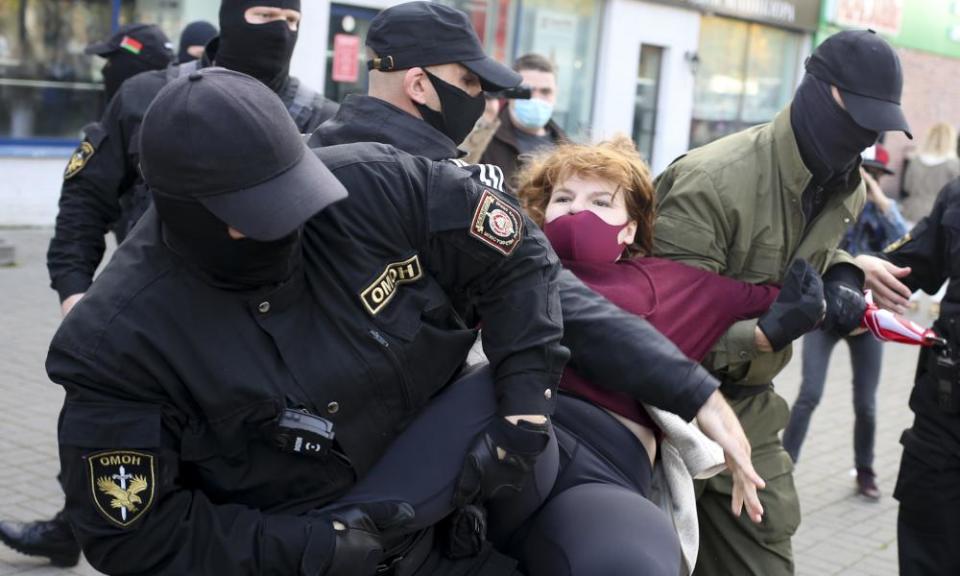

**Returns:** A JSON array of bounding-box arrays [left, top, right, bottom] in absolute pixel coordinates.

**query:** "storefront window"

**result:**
[[0, 0, 113, 142], [690, 15, 802, 149], [513, 0, 601, 140], [0, 0, 214, 146]]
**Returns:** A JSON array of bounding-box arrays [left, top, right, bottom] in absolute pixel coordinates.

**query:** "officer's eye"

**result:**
[[551, 195, 571, 204], [592, 199, 612, 208]]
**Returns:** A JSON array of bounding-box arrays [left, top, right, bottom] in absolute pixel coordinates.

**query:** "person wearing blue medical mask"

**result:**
[[481, 53, 568, 194]]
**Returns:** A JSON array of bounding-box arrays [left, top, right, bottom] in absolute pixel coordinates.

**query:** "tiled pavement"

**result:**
[[0, 227, 931, 575]]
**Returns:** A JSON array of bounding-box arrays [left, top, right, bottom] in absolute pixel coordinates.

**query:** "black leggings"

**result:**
[[501, 395, 681, 576], [336, 367, 681, 576]]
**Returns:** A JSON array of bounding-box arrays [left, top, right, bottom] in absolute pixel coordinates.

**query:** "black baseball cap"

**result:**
[[366, 1, 521, 92], [139, 68, 347, 241], [806, 29, 912, 139], [85, 23, 174, 67]]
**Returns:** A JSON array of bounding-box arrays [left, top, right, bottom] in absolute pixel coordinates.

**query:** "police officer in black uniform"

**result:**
[[309, 0, 764, 526], [51, 66, 565, 575], [857, 179, 960, 575], [47, 0, 338, 318], [86, 23, 176, 104], [0, 23, 177, 568]]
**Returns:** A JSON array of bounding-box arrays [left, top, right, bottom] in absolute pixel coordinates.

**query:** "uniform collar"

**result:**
[[309, 94, 461, 160]]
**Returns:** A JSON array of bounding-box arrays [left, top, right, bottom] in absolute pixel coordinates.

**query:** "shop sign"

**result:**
[[653, 0, 821, 31], [332, 34, 360, 83], [834, 0, 904, 35]]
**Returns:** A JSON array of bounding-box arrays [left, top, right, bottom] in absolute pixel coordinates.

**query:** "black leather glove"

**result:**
[[822, 263, 867, 335], [321, 501, 415, 576], [453, 417, 550, 507], [758, 259, 826, 352]]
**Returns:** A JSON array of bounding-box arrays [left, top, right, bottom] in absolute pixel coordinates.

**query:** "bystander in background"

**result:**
[[782, 144, 908, 500]]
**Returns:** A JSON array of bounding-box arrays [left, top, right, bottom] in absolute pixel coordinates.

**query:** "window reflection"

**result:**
[[690, 15, 802, 149]]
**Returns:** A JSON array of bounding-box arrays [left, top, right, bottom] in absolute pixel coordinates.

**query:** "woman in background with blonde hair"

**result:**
[[902, 122, 960, 222]]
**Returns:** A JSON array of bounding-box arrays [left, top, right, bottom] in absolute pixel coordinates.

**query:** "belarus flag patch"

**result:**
[[119, 36, 143, 55]]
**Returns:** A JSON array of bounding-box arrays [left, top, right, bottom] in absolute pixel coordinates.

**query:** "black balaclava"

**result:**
[[153, 191, 301, 290], [102, 43, 174, 101], [791, 74, 880, 186], [178, 21, 218, 63], [415, 70, 486, 145], [216, 0, 300, 93]]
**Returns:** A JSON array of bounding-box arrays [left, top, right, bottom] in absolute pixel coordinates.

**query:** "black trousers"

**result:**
[[498, 395, 681, 576], [338, 368, 680, 576], [896, 448, 960, 575]]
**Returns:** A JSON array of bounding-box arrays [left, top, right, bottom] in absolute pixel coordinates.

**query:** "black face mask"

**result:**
[[102, 52, 159, 101], [414, 70, 485, 145], [216, 0, 300, 93], [153, 190, 301, 289], [791, 74, 879, 185]]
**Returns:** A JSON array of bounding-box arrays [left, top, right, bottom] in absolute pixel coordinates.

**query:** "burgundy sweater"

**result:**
[[561, 257, 779, 427]]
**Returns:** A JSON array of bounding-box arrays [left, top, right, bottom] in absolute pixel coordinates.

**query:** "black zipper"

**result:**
[[368, 328, 413, 411]]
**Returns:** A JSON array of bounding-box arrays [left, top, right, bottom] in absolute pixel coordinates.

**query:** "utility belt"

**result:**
[[719, 381, 773, 401]]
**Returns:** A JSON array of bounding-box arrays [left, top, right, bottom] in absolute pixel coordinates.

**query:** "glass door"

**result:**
[[633, 44, 663, 165]]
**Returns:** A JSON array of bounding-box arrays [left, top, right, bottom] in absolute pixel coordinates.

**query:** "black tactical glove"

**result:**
[[758, 259, 826, 352], [453, 417, 551, 507], [321, 501, 415, 576], [822, 263, 868, 335]]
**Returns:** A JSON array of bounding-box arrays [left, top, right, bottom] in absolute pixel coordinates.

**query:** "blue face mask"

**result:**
[[512, 98, 554, 130]]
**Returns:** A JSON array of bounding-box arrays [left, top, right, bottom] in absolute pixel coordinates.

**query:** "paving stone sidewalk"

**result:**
[[0, 228, 928, 575]]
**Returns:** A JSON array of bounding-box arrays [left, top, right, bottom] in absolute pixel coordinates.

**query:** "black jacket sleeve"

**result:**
[[46, 89, 139, 302], [882, 180, 957, 295], [50, 335, 336, 575], [556, 268, 719, 421], [421, 161, 568, 416]]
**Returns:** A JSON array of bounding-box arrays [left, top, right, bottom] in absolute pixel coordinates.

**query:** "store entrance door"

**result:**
[[324, 3, 380, 103], [592, 0, 699, 174]]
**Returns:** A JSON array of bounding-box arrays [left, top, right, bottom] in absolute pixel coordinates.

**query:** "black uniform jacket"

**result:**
[[310, 94, 719, 421], [883, 178, 960, 457], [49, 143, 566, 575], [47, 39, 338, 303]]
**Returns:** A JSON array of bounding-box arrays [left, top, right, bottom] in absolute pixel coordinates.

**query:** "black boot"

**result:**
[[0, 510, 81, 567]]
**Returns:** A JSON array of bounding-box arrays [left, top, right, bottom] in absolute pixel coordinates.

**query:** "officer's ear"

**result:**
[[404, 67, 433, 107]]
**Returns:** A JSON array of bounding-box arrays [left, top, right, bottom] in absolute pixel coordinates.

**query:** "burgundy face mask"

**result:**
[[543, 210, 628, 263]]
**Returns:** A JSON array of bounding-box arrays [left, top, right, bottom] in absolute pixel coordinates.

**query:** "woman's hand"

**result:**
[[854, 254, 912, 314], [696, 390, 766, 523]]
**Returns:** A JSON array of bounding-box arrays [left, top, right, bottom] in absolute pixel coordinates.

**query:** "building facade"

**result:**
[[0, 0, 610, 224], [592, 0, 819, 174], [819, 0, 960, 198]]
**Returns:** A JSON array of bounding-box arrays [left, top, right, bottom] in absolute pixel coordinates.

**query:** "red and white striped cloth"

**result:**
[[861, 291, 944, 347]]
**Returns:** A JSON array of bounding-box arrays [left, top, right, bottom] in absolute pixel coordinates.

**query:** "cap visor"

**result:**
[[84, 41, 115, 55], [841, 89, 913, 139], [862, 160, 894, 175], [199, 147, 348, 241], [462, 57, 522, 92]]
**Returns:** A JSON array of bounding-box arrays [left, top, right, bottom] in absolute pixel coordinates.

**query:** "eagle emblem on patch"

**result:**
[[88, 450, 155, 527], [883, 232, 911, 254], [360, 255, 423, 315], [470, 189, 523, 256], [64, 142, 95, 180]]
